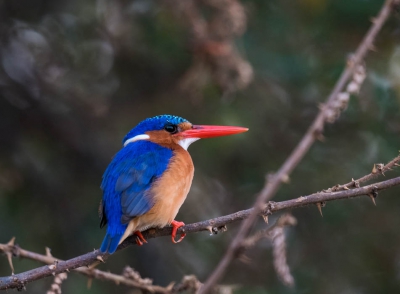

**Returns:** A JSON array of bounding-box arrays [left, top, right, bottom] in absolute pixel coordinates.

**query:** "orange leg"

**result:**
[[171, 220, 186, 243], [134, 231, 147, 246]]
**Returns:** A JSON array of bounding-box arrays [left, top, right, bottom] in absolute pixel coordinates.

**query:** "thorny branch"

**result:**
[[269, 216, 296, 288], [199, 0, 400, 292], [1, 155, 400, 291], [329, 154, 400, 192], [1, 1, 400, 292], [0, 242, 172, 293]]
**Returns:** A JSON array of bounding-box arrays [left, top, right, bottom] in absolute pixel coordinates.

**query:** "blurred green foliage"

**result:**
[[1, 0, 400, 293]]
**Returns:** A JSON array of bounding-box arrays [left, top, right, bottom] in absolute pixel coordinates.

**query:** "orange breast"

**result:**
[[120, 147, 194, 241]]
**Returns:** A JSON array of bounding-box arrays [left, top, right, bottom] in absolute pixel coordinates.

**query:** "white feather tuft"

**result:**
[[178, 138, 200, 150], [123, 134, 150, 147]]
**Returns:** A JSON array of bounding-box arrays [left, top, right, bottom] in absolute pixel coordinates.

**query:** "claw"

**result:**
[[171, 220, 186, 243], [134, 231, 147, 246]]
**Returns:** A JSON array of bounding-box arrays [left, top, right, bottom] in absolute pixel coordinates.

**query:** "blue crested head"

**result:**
[[122, 115, 189, 145]]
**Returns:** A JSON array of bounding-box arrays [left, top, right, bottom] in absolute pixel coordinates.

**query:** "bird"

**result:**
[[99, 114, 248, 254]]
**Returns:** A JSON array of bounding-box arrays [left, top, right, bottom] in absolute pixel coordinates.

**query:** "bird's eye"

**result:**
[[164, 123, 178, 134]]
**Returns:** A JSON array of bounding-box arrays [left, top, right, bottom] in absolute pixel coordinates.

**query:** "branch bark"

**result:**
[[1, 171, 400, 291], [198, 0, 400, 292]]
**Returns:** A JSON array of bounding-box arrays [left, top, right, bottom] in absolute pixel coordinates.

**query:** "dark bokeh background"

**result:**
[[1, 0, 400, 293]]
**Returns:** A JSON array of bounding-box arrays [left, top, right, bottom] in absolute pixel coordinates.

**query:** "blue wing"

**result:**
[[117, 154, 163, 223], [100, 141, 172, 253]]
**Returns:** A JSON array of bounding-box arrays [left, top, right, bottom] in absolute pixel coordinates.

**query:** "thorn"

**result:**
[[281, 174, 290, 184], [166, 282, 176, 291], [262, 215, 269, 224], [316, 203, 323, 217], [332, 184, 340, 191], [45, 247, 53, 257], [368, 44, 377, 52], [343, 186, 350, 190], [374, 163, 385, 175], [206, 226, 213, 236], [371, 186, 379, 204], [87, 278, 93, 289], [352, 178, 360, 188], [394, 163, 400, 167], [369, 194, 376, 206], [219, 225, 228, 232], [88, 261, 101, 270], [96, 256, 105, 263], [7, 237, 15, 246], [5, 237, 16, 275], [296, 196, 306, 202], [372, 164, 377, 174], [48, 264, 56, 270], [6, 253, 14, 275], [316, 132, 325, 142]]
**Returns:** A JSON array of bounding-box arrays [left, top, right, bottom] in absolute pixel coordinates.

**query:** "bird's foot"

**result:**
[[171, 220, 186, 243], [134, 231, 147, 246]]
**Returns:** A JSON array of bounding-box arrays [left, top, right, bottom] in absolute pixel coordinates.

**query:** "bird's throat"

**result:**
[[178, 138, 199, 150]]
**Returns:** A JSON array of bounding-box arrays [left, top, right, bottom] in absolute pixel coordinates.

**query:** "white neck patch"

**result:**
[[123, 134, 150, 147], [178, 138, 200, 150]]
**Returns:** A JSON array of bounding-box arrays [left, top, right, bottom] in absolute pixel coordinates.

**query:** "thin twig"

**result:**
[[0, 244, 170, 293], [270, 216, 296, 288], [46, 273, 67, 294], [241, 214, 297, 249], [198, 1, 399, 292], [331, 154, 400, 191], [1, 173, 400, 291], [239, 214, 297, 288]]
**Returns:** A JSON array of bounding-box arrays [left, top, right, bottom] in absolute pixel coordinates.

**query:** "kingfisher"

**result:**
[[99, 114, 248, 254]]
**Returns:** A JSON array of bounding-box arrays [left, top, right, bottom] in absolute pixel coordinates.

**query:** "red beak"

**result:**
[[179, 125, 248, 139]]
